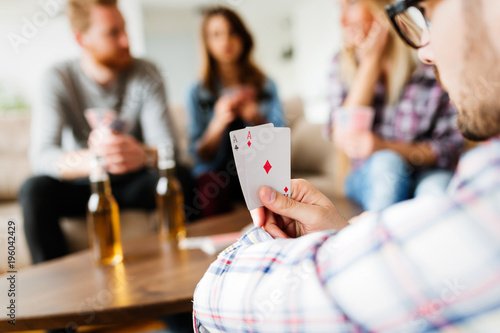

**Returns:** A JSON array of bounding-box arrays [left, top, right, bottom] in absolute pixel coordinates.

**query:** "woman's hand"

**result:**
[[196, 93, 243, 161], [250, 179, 349, 239], [238, 99, 265, 125], [342, 18, 389, 108], [358, 18, 390, 63], [213, 94, 240, 128]]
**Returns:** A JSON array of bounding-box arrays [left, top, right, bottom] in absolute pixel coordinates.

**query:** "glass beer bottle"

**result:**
[[156, 143, 186, 242], [87, 155, 123, 265]]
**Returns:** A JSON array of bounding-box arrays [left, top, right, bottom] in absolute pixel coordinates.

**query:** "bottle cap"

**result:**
[[158, 142, 176, 170], [89, 155, 109, 182]]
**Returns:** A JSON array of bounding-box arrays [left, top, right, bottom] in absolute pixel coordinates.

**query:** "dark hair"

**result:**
[[200, 6, 266, 96]]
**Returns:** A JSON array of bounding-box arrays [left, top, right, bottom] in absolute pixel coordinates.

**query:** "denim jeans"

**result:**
[[345, 150, 453, 212]]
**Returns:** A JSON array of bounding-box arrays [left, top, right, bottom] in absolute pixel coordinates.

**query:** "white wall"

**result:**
[[236, 0, 297, 99], [0, 1, 78, 102], [119, 0, 146, 56], [143, 6, 201, 107], [293, 0, 342, 123]]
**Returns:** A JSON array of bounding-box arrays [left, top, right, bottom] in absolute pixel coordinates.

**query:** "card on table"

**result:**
[[230, 124, 291, 211]]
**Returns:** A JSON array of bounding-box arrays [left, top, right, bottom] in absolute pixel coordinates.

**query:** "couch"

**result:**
[[0, 97, 360, 272]]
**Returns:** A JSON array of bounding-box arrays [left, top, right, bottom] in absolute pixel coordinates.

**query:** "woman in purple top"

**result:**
[[327, 0, 464, 212]]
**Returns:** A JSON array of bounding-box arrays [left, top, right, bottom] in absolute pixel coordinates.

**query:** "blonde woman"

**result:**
[[328, 0, 464, 211]]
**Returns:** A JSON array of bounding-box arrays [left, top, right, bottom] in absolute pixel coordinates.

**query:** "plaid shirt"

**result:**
[[326, 55, 464, 170], [193, 138, 500, 332]]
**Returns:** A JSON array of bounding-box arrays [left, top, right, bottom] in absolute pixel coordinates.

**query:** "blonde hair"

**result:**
[[340, 0, 418, 105], [67, 0, 118, 33]]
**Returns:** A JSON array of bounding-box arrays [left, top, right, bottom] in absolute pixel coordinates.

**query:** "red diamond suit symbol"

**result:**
[[263, 160, 272, 174]]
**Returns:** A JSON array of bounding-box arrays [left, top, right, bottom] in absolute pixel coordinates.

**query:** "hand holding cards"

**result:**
[[230, 124, 291, 211], [85, 108, 146, 175]]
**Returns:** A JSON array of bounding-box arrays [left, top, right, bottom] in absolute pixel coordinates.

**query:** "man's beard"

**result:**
[[434, 66, 500, 142], [92, 47, 133, 71], [452, 0, 500, 142]]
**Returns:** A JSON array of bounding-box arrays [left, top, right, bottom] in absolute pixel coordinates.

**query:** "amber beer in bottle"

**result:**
[[156, 143, 186, 242], [87, 155, 123, 265]]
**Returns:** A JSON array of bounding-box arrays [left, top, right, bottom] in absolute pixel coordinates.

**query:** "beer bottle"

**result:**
[[156, 143, 186, 242], [87, 155, 123, 265]]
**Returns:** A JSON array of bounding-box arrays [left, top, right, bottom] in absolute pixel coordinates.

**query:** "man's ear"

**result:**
[[74, 31, 85, 48]]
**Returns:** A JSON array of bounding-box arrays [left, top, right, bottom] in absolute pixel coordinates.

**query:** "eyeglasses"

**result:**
[[386, 0, 431, 49]]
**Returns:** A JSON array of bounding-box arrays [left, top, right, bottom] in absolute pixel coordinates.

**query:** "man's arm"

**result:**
[[138, 62, 176, 155], [193, 227, 361, 332], [30, 67, 92, 180], [194, 181, 499, 332], [193, 180, 354, 331]]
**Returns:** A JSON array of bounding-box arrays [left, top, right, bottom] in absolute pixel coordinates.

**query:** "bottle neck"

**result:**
[[91, 178, 112, 194], [157, 142, 176, 172], [89, 155, 111, 194], [159, 166, 176, 178]]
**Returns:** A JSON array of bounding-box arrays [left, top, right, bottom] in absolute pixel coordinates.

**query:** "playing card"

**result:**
[[333, 107, 374, 133], [222, 86, 255, 98], [84, 108, 130, 134], [351, 109, 374, 131], [221, 87, 243, 97], [244, 126, 291, 210], [230, 123, 274, 208]]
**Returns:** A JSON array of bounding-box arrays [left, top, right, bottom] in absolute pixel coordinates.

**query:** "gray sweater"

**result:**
[[30, 58, 176, 179]]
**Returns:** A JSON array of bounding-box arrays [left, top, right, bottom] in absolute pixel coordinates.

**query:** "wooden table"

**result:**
[[0, 209, 252, 332]]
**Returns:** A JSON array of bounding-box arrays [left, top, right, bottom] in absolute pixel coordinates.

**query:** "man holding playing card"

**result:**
[[20, 0, 180, 265], [193, 0, 500, 331]]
